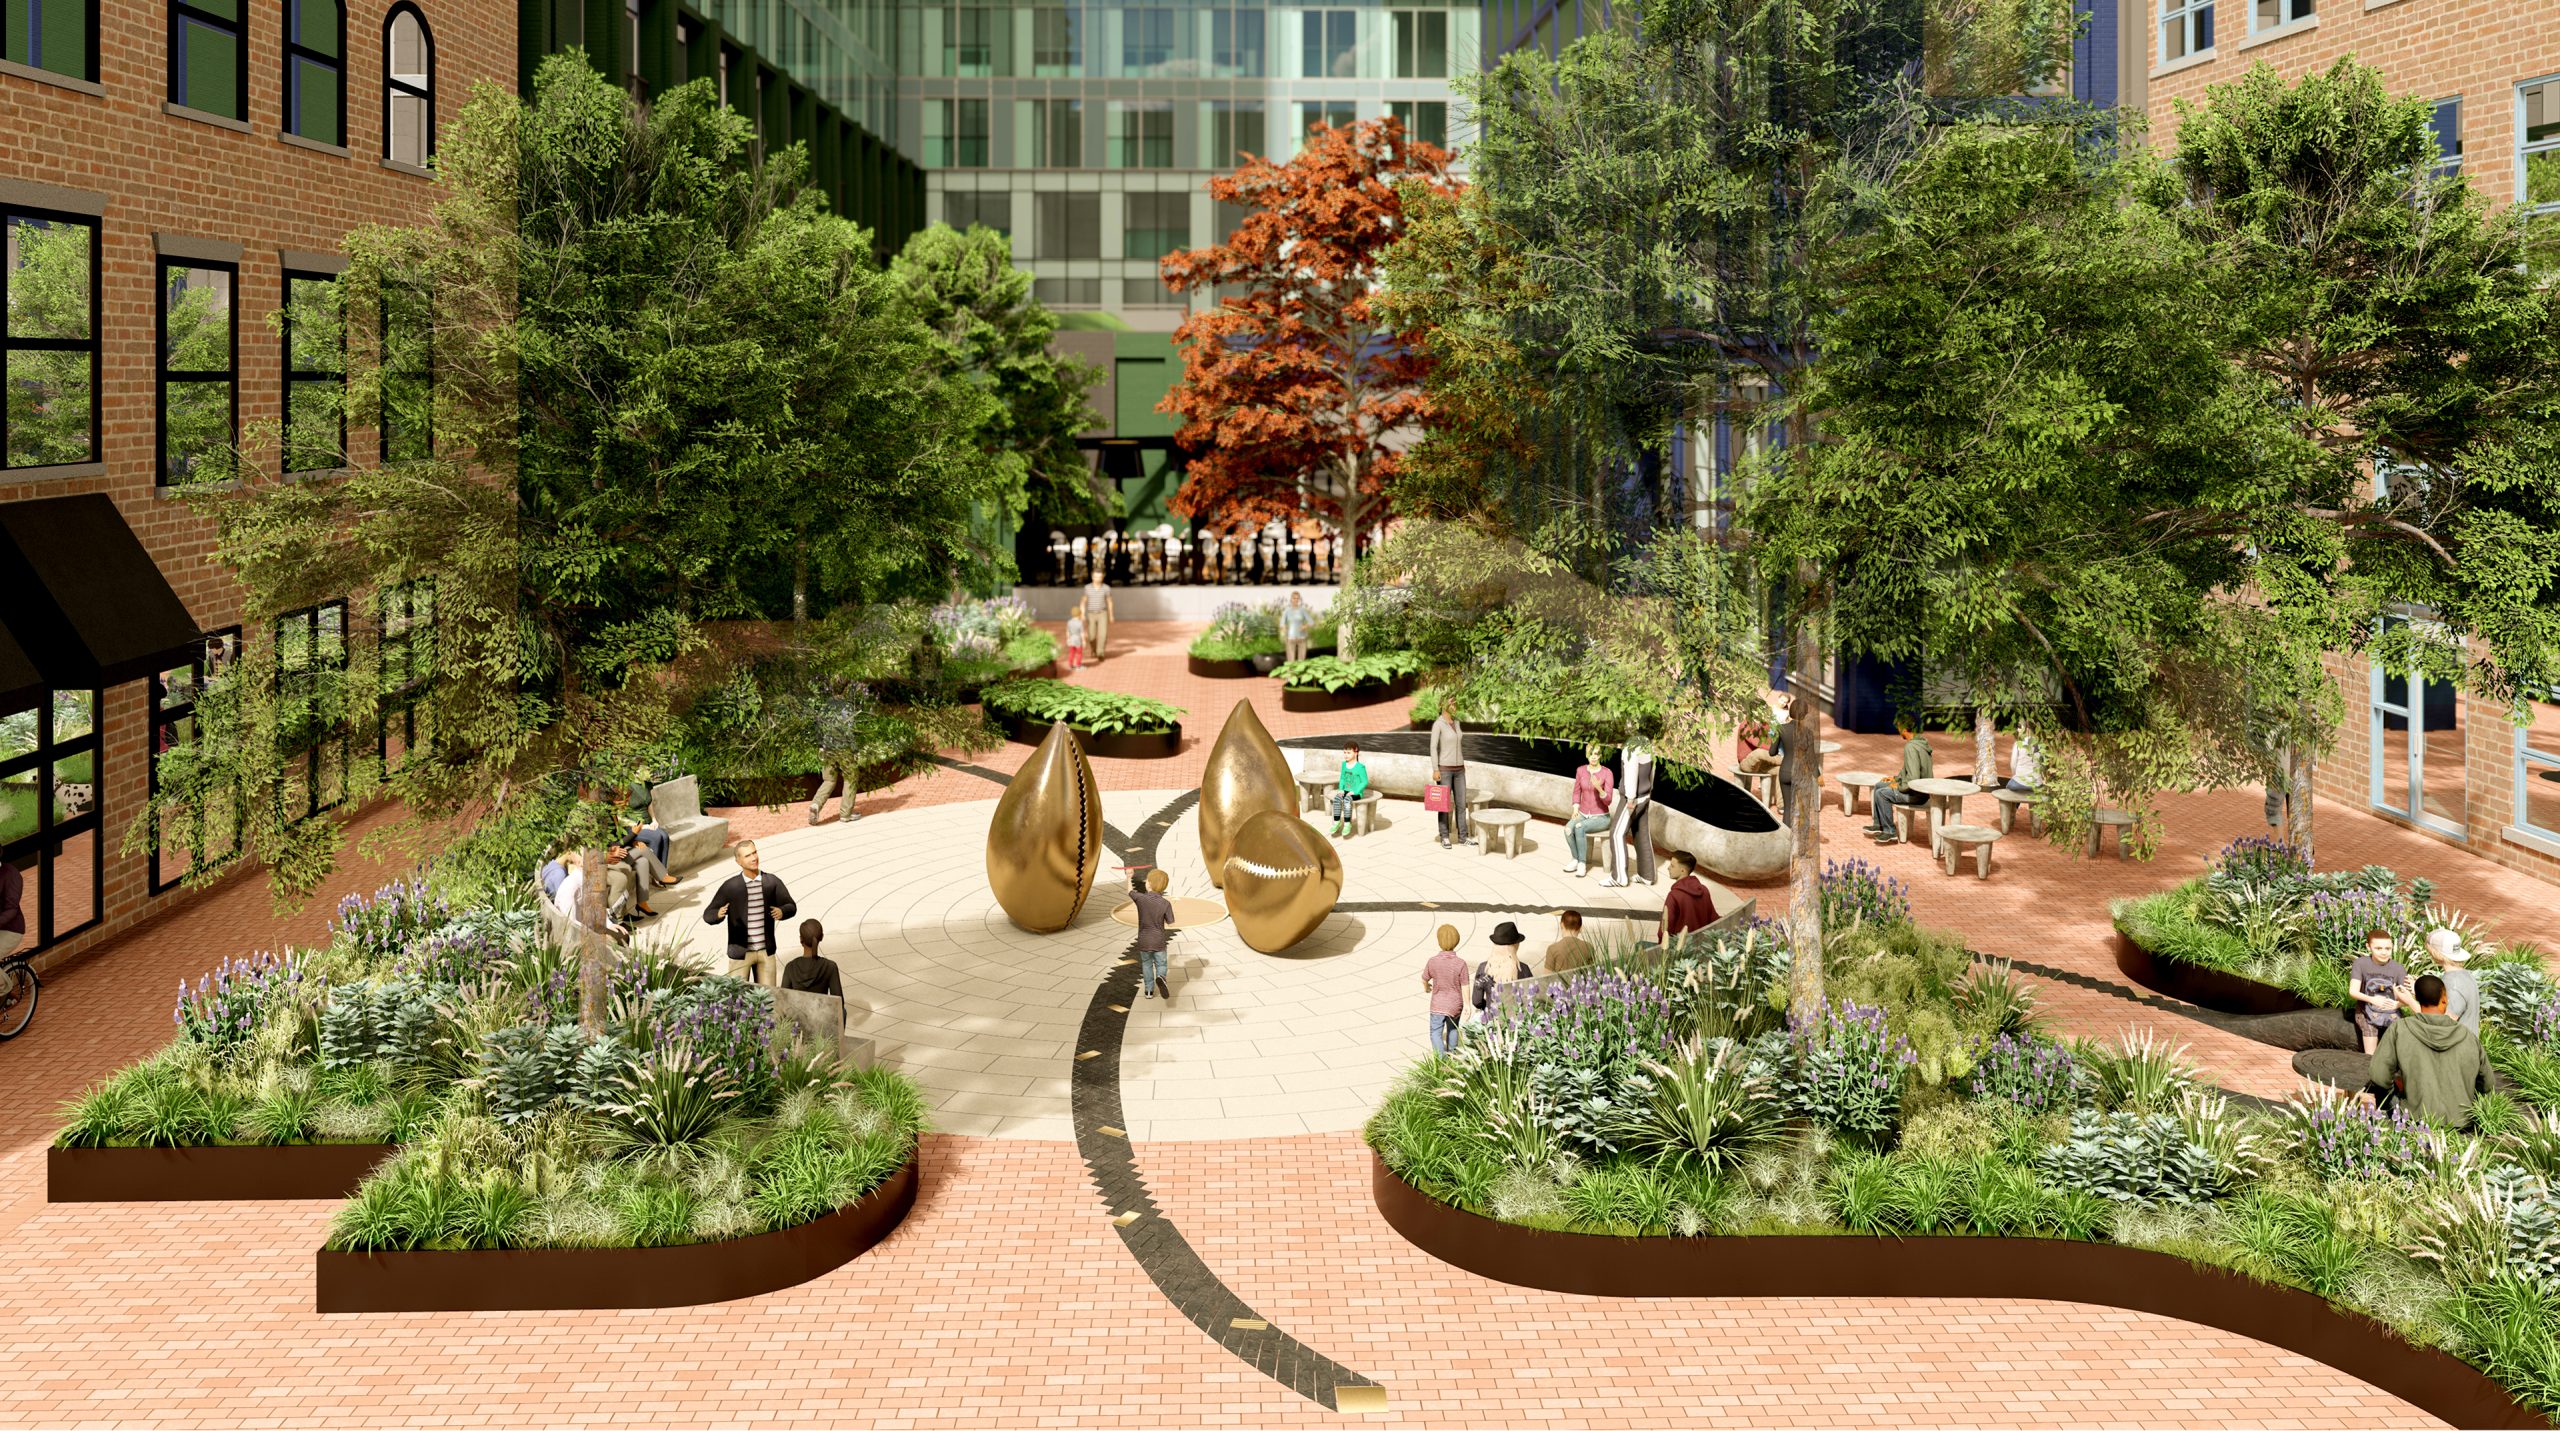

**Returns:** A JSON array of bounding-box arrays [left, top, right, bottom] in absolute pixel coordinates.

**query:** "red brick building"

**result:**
[[0, 0, 513, 972], [2136, 0, 2560, 886]]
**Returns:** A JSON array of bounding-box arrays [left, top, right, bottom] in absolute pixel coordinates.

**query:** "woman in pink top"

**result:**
[[1562, 746, 1616, 876]]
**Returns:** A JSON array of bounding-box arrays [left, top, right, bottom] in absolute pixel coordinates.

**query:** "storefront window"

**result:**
[[0, 687, 102, 948]]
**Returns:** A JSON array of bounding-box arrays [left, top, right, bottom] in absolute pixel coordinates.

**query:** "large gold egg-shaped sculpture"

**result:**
[[986, 721, 1104, 933], [1222, 810, 1343, 954], [1197, 700, 1296, 889]]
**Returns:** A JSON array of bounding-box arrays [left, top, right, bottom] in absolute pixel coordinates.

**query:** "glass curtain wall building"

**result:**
[[902, 0, 1475, 329]]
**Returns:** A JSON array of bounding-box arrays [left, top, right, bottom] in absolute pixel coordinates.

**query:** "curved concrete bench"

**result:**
[[1292, 747, 1790, 883]]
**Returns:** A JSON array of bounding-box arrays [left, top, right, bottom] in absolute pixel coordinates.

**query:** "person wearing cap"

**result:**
[[1423, 925, 1469, 1055], [1472, 922, 1533, 1021], [2419, 927, 2479, 1034]]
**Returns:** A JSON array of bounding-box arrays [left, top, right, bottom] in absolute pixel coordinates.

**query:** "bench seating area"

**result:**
[[648, 775, 733, 870]]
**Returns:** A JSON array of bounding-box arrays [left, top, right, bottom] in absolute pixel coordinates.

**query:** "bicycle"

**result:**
[[0, 947, 38, 1040]]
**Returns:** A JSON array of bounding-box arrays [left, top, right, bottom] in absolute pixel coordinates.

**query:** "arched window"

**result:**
[[383, 5, 433, 168]]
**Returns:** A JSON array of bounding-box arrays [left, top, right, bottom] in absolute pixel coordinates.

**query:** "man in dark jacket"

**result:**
[[2370, 974, 2490, 1127], [1660, 850, 1719, 941], [702, 840, 796, 987]]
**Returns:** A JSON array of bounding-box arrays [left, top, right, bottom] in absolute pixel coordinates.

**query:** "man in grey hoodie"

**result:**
[[2369, 974, 2490, 1128]]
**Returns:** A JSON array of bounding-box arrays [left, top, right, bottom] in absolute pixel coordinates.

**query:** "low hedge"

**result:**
[[980, 678, 1184, 736]]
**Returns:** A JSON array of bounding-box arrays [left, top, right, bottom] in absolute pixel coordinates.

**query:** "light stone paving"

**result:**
[[645, 788, 1742, 1140]]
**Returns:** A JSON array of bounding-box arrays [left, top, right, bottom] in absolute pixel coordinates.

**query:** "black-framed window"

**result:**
[[378, 579, 433, 772], [283, 269, 343, 472], [1, 687, 102, 950], [4, 0, 99, 82], [379, 280, 431, 461], [384, 4, 434, 167], [3, 207, 100, 471], [284, 0, 346, 145], [169, 0, 246, 119], [149, 628, 242, 894], [274, 600, 348, 821], [157, 258, 237, 487]]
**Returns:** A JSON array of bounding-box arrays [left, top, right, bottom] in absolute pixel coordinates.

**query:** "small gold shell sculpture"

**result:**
[[1222, 810, 1344, 954], [986, 721, 1104, 933], [1196, 699, 1297, 889]]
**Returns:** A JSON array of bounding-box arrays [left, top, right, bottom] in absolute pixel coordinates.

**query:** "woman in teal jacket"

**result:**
[[1329, 743, 1369, 837]]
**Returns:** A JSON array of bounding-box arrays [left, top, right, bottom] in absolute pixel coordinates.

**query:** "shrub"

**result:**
[[2037, 1098, 2256, 1205], [2280, 1087, 2441, 1181], [1964, 1033, 2081, 1116], [1818, 859, 1911, 931], [317, 978, 442, 1070], [1608, 1039, 1782, 1176], [174, 951, 315, 1053], [600, 1043, 740, 1169], [2212, 835, 2311, 885], [332, 876, 453, 968], [1273, 651, 1422, 693], [1775, 1000, 1915, 1143], [981, 679, 1184, 735]]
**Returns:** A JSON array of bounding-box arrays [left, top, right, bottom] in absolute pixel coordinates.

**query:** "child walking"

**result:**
[[1064, 612, 1086, 671]]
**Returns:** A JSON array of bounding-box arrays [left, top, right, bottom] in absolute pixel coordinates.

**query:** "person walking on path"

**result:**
[[1424, 925, 1468, 1055], [1081, 575, 1114, 662], [807, 756, 860, 826], [1280, 591, 1314, 665], [2369, 973, 2490, 1127], [1473, 922, 1533, 1021], [1545, 910, 1593, 975], [1430, 701, 1473, 848], [1603, 740, 1655, 887], [1868, 718, 1934, 844], [1660, 851, 1720, 941], [1132, 868, 1176, 1000], [1329, 743, 1369, 837], [704, 840, 798, 988], [1064, 611, 1085, 672], [1563, 747, 1615, 873]]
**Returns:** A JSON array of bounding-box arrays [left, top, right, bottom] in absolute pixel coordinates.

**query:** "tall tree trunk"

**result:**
[[1336, 457, 1361, 660], [792, 541, 809, 630], [577, 847, 609, 1030], [1973, 696, 1997, 783], [1785, 559, 1826, 1015], [2287, 746, 2317, 865]]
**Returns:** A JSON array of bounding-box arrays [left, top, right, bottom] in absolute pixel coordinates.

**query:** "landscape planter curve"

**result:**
[[2113, 929, 2319, 1016], [998, 711, 1182, 760], [1187, 654, 1261, 679], [1280, 674, 1417, 714], [316, 1155, 919, 1313], [1372, 1155, 2542, 1430], [49, 1143, 397, 1202]]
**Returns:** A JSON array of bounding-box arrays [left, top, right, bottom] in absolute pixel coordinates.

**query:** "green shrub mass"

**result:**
[[1273, 651, 1423, 693], [55, 881, 925, 1253], [1368, 891, 2560, 1414], [981, 678, 1184, 735], [1187, 600, 1339, 663]]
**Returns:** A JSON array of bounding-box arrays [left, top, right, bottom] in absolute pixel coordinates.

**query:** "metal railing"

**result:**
[[1025, 529, 1349, 587]]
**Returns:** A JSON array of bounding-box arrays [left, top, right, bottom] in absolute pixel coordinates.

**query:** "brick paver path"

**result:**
[[5, 621, 2545, 1426]]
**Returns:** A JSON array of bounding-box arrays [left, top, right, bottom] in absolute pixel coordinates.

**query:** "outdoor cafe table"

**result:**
[[1907, 777, 1983, 855]]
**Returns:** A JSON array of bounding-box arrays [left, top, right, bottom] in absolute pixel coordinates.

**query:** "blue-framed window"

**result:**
[[284, 0, 345, 144], [169, 0, 246, 119], [4, 0, 98, 82]]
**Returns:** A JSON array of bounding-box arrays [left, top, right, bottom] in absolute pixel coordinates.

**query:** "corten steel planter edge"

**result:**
[[2114, 929, 2320, 1017], [1372, 1154, 2544, 1429], [314, 1155, 919, 1313], [997, 712, 1182, 760], [48, 1143, 398, 1202], [1280, 675, 1418, 714], [1187, 654, 1260, 679]]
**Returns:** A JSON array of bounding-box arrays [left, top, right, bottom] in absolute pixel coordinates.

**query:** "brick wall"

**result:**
[[2139, 0, 2559, 208], [1, 0, 514, 973]]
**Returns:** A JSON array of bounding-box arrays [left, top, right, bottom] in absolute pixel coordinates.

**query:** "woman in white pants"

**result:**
[[1604, 742, 1657, 888]]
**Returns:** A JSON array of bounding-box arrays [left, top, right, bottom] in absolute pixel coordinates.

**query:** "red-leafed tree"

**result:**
[[1158, 119, 1461, 557]]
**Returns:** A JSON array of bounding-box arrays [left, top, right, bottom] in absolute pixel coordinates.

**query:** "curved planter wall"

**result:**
[[1187, 654, 1261, 679], [998, 713, 1183, 760], [1372, 1156, 2543, 1429], [1280, 676, 1417, 714], [316, 1156, 919, 1313], [2113, 930, 2320, 1016], [49, 1143, 397, 1202]]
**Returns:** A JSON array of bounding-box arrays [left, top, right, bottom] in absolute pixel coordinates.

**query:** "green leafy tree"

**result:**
[[891, 223, 1109, 537]]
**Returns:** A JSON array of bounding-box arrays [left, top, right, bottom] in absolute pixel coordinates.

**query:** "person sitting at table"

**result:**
[[2006, 730, 2044, 793], [1868, 718, 1934, 845]]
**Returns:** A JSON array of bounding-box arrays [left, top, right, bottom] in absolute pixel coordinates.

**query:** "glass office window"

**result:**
[[1212, 6, 1263, 76], [1121, 4, 1172, 72], [1019, 96, 1083, 166], [379, 580, 433, 773], [1389, 98, 1446, 147], [2, 208, 100, 470], [2427, 97, 2462, 179], [157, 259, 236, 487], [274, 600, 348, 821], [1204, 98, 1265, 169], [1037, 191, 1100, 258], [1393, 8, 1445, 77], [1031, 2, 1081, 74], [2159, 0, 2211, 63], [1296, 98, 1355, 150], [1302, 7, 1355, 77], [947, 191, 1011, 235], [170, 0, 245, 118], [1108, 98, 1173, 167], [2524, 78, 2560, 269], [2248, 0, 2308, 32], [1125, 191, 1190, 258], [385, 5, 434, 166], [283, 271, 344, 473], [380, 280, 432, 462]]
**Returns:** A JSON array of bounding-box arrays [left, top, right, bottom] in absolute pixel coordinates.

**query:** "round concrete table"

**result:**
[[1837, 770, 1887, 815], [1907, 777, 1982, 854], [1474, 807, 1533, 859], [1294, 775, 1334, 813]]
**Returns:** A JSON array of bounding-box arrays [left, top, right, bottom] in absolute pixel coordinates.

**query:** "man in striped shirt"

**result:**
[[703, 840, 797, 987]]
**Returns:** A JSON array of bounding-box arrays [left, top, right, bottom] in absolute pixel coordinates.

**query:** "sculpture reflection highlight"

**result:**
[[1197, 700, 1296, 889], [1222, 810, 1343, 953], [986, 721, 1104, 933]]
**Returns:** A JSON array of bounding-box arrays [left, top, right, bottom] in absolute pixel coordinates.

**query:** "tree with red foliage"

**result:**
[[1157, 119, 1461, 559]]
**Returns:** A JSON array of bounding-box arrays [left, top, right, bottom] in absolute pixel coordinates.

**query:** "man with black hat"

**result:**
[[1472, 922, 1533, 1021]]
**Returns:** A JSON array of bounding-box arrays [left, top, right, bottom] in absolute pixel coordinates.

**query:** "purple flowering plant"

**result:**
[[2285, 1092, 2440, 1181], [1964, 1033, 2081, 1116], [1494, 969, 1677, 1074], [1778, 999, 1917, 1141], [1819, 859, 1911, 931], [332, 875, 452, 968], [174, 950, 311, 1050], [2213, 836, 2311, 886]]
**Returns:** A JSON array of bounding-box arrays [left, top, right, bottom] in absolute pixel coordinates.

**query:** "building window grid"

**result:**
[[284, 0, 347, 145], [1, 207, 102, 472], [0, 687, 103, 949], [6, 0, 101, 82], [2427, 97, 2462, 179], [1211, 7, 1263, 76], [1302, 7, 1355, 78], [147, 628, 242, 895], [2523, 78, 2560, 217], [169, 0, 247, 118], [1392, 8, 1446, 78], [274, 600, 349, 822], [378, 580, 433, 773], [384, 4, 435, 167], [2247, 0, 2308, 34], [156, 257, 238, 489], [1108, 99, 1173, 168], [2159, 0, 2211, 63], [1388, 98, 1446, 148]]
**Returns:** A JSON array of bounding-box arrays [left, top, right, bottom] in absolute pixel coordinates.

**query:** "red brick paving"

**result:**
[[6, 625, 2545, 1426]]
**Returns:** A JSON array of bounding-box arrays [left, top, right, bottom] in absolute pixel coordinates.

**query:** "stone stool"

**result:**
[[1735, 768, 1779, 808], [2089, 808, 2136, 859], [1891, 799, 1928, 846], [1838, 771, 1886, 815], [1347, 792, 1381, 836], [1939, 824, 2002, 878], [1992, 788, 2038, 835]]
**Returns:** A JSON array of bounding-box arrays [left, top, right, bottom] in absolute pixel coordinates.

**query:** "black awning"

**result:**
[[0, 494, 204, 692], [0, 617, 41, 712]]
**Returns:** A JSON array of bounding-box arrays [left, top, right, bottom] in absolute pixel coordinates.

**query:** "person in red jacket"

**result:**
[[1659, 851, 1719, 941]]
